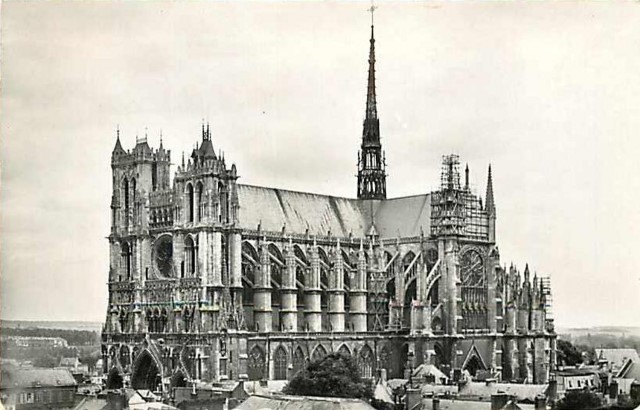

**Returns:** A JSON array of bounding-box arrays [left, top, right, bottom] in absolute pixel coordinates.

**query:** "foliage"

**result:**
[[370, 398, 396, 410], [78, 346, 101, 373], [554, 389, 602, 410], [575, 344, 596, 365], [283, 352, 373, 400], [556, 339, 584, 366], [2, 345, 77, 368], [1, 327, 99, 346]]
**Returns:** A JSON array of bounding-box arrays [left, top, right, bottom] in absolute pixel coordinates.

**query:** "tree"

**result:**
[[78, 346, 101, 373], [283, 352, 372, 400], [554, 389, 602, 410], [556, 339, 583, 367]]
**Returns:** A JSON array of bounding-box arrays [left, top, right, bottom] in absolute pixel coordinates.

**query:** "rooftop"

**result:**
[[235, 394, 376, 410], [1, 368, 77, 389]]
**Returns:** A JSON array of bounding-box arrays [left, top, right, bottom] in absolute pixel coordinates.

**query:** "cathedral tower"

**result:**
[[357, 22, 386, 200]]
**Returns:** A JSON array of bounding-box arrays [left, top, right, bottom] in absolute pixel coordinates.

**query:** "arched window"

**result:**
[[186, 184, 194, 223], [218, 182, 228, 223], [248, 346, 266, 381], [183, 307, 193, 333], [123, 179, 129, 210], [311, 345, 327, 363], [121, 242, 132, 279], [185, 236, 196, 276], [269, 245, 284, 308], [342, 251, 353, 311], [196, 182, 204, 222], [337, 344, 351, 357], [146, 309, 153, 333], [130, 178, 136, 221], [242, 242, 258, 307], [318, 248, 330, 309], [273, 346, 288, 380], [292, 347, 306, 377], [359, 345, 375, 378], [118, 309, 129, 333], [159, 308, 168, 333], [120, 345, 130, 368], [294, 246, 309, 310]]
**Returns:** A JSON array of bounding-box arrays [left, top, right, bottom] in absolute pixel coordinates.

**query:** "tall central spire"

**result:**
[[366, 24, 378, 121], [357, 6, 387, 200]]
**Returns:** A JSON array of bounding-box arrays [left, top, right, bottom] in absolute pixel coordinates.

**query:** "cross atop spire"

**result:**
[[368, 1, 377, 28]]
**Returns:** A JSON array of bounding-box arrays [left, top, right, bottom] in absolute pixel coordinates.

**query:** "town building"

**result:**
[[101, 19, 557, 396], [235, 394, 375, 410], [0, 368, 77, 410]]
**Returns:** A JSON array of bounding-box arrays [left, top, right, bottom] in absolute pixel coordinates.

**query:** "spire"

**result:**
[[465, 163, 469, 190], [365, 22, 377, 121], [112, 126, 125, 156], [486, 164, 495, 216], [357, 4, 386, 200]]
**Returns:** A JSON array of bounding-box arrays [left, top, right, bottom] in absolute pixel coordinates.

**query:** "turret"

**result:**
[[486, 165, 496, 242]]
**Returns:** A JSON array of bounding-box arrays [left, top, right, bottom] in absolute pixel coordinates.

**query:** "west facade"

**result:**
[[101, 24, 556, 395]]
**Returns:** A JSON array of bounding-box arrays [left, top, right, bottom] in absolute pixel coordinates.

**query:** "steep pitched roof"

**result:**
[[596, 348, 640, 369], [359, 194, 431, 238], [236, 184, 431, 239], [617, 360, 640, 380], [236, 185, 368, 237], [1, 368, 77, 389]]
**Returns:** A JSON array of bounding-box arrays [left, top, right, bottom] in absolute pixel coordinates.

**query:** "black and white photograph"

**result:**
[[1, 2, 640, 410]]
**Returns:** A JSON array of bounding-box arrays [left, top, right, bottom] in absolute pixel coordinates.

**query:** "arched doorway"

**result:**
[[131, 350, 162, 392]]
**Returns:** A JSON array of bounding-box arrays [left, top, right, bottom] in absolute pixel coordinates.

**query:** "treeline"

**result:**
[[571, 333, 640, 351], [1, 327, 99, 346]]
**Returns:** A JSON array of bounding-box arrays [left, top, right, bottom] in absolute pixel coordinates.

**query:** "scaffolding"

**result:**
[[430, 155, 466, 236], [540, 276, 554, 331]]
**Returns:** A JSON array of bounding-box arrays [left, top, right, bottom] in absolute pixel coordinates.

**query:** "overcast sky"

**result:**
[[2, 1, 639, 328]]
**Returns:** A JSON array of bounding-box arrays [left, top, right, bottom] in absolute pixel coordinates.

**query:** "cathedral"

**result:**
[[102, 22, 557, 394]]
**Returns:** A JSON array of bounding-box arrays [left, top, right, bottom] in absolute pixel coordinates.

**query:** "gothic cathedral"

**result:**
[[102, 23, 556, 394]]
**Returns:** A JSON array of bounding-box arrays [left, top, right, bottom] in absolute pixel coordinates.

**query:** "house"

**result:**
[[554, 368, 602, 398], [172, 381, 249, 410], [457, 381, 549, 404], [615, 359, 640, 397], [0, 368, 77, 410], [234, 394, 376, 410], [412, 365, 449, 385], [418, 392, 546, 410], [595, 349, 640, 373]]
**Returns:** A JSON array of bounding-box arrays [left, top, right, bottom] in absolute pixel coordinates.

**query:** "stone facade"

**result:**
[[101, 23, 556, 396]]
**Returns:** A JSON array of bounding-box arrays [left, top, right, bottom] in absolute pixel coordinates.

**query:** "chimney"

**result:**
[[379, 368, 387, 383], [534, 395, 546, 410], [491, 392, 509, 410]]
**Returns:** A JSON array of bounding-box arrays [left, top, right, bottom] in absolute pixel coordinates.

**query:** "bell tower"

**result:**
[[357, 10, 387, 200]]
